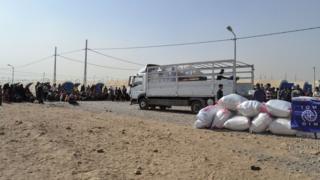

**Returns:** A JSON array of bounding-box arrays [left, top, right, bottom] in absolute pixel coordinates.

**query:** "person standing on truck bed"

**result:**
[[217, 84, 223, 100], [216, 69, 226, 80]]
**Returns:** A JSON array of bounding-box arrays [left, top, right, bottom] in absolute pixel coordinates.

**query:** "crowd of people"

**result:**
[[252, 83, 320, 102], [1, 81, 320, 106], [0, 82, 130, 105]]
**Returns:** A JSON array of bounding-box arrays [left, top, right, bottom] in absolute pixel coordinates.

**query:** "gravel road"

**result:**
[[49, 101, 196, 126]]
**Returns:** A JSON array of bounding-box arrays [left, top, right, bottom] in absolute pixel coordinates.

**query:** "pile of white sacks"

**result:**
[[194, 94, 307, 137]]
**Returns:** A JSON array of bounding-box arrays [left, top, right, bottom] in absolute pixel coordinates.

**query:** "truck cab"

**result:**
[[128, 74, 145, 103], [128, 64, 158, 104]]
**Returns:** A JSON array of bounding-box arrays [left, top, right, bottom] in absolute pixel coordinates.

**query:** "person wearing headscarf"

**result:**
[[313, 87, 320, 97]]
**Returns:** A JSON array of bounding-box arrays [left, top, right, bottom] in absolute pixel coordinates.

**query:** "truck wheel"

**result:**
[[191, 101, 202, 114], [139, 98, 149, 110]]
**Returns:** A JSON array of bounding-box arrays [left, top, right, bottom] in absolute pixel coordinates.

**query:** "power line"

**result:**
[[1, 66, 81, 78], [92, 38, 232, 50], [91, 25, 320, 50], [16, 55, 53, 68], [11, 49, 82, 69], [58, 55, 139, 71], [88, 49, 144, 66], [238, 26, 320, 40], [13, 70, 42, 75], [58, 49, 84, 55]]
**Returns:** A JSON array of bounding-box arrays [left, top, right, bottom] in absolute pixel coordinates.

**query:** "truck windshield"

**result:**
[[132, 76, 143, 86]]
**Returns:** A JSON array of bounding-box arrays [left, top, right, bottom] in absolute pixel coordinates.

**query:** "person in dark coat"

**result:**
[[3, 84, 10, 102], [35, 82, 44, 104], [253, 83, 266, 102], [109, 86, 115, 101], [0, 85, 2, 106], [217, 84, 223, 101]]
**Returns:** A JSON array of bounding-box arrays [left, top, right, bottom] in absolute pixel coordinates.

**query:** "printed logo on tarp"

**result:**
[[291, 100, 320, 132], [300, 105, 319, 126], [301, 107, 318, 122]]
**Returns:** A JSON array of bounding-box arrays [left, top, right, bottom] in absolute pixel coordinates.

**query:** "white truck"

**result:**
[[128, 60, 254, 113]]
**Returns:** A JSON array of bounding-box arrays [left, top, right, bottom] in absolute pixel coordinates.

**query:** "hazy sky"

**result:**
[[0, 0, 320, 83]]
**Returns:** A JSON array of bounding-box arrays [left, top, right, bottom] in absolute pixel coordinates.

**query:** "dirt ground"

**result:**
[[0, 103, 320, 180]]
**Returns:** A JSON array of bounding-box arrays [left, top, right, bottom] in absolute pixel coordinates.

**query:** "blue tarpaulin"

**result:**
[[279, 80, 294, 90], [303, 82, 312, 93], [95, 83, 104, 94], [62, 81, 74, 94], [291, 97, 320, 132]]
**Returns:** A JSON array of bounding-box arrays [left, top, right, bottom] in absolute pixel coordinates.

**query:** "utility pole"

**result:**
[[284, 73, 287, 80], [7, 64, 14, 84], [53, 46, 57, 84], [226, 26, 237, 93], [42, 72, 45, 82], [84, 39, 88, 86], [313, 66, 316, 90]]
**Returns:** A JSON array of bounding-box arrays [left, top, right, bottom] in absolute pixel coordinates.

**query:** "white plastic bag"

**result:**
[[223, 116, 250, 131], [218, 94, 248, 111], [237, 100, 262, 117], [250, 113, 273, 133], [266, 100, 291, 118], [268, 118, 296, 136], [211, 108, 232, 129], [195, 105, 222, 129]]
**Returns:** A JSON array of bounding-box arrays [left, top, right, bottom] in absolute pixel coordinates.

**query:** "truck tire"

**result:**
[[139, 98, 149, 110], [191, 101, 203, 114]]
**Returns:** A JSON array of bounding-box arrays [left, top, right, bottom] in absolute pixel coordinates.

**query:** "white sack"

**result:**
[[223, 116, 250, 131], [194, 119, 209, 129], [268, 118, 296, 136], [237, 100, 262, 117], [250, 113, 273, 133], [218, 94, 248, 111], [195, 105, 222, 129], [266, 100, 291, 118], [211, 108, 232, 129]]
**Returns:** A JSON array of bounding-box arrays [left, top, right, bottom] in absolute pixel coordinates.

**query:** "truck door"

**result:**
[[129, 75, 144, 100]]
